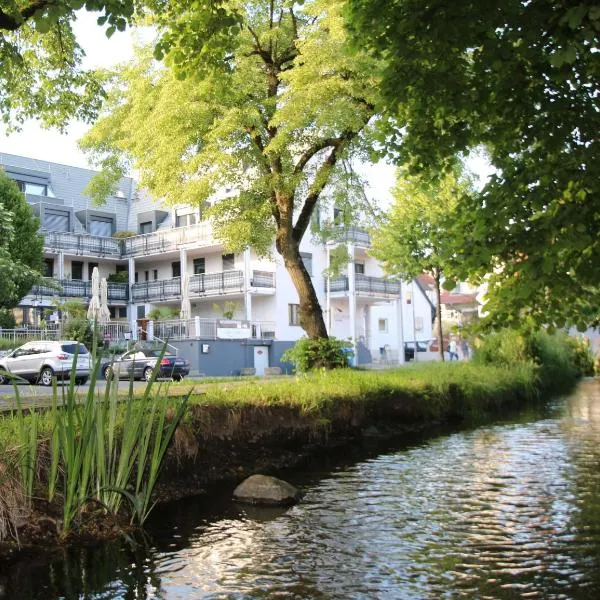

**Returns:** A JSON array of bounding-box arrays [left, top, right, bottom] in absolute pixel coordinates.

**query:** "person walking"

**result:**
[[449, 339, 459, 361]]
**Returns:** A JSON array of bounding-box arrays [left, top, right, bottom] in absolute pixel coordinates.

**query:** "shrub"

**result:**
[[0, 309, 16, 329], [112, 230, 136, 239], [107, 271, 129, 283], [563, 335, 596, 377], [472, 329, 531, 368], [63, 317, 93, 346], [281, 337, 353, 372]]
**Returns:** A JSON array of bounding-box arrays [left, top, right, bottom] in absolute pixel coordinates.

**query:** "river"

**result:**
[[2, 379, 600, 599]]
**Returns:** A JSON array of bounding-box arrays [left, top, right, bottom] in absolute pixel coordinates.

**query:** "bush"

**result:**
[[0, 309, 16, 329], [112, 230, 136, 239], [107, 271, 129, 283], [472, 329, 532, 368], [63, 317, 93, 346], [281, 337, 353, 372], [563, 335, 596, 377]]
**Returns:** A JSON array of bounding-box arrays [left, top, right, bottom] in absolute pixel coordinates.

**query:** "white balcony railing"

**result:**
[[327, 274, 401, 295], [152, 318, 276, 341], [43, 231, 122, 257], [121, 222, 214, 257]]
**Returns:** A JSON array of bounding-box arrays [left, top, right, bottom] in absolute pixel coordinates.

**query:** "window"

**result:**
[[176, 213, 197, 227], [144, 270, 149, 282], [415, 316, 424, 331], [25, 183, 47, 196], [193, 257, 206, 275], [300, 252, 312, 276], [89, 218, 112, 237], [406, 290, 413, 304], [42, 258, 54, 278], [135, 272, 139, 283], [289, 303, 301, 326], [137, 306, 146, 319], [333, 207, 343, 222], [153, 269, 158, 280], [71, 261, 83, 280], [354, 262, 365, 275], [116, 264, 127, 274], [139, 221, 153, 234], [118, 307, 127, 319], [222, 253, 235, 271], [44, 210, 69, 232], [172, 261, 181, 277], [88, 262, 98, 280], [378, 318, 388, 332]]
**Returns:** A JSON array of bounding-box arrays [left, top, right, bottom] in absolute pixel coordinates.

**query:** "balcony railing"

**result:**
[[121, 222, 214, 257], [326, 274, 401, 295], [328, 226, 371, 247], [152, 318, 276, 341], [43, 231, 122, 257], [132, 277, 182, 302], [189, 270, 244, 295], [251, 270, 275, 288], [31, 278, 129, 301]]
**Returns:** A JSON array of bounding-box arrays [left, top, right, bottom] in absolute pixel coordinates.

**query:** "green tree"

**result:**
[[346, 0, 600, 331], [81, 0, 381, 339], [0, 0, 137, 126], [370, 170, 470, 360], [0, 171, 43, 308]]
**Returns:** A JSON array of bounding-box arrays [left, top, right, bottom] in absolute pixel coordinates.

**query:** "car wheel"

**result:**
[[104, 365, 114, 381], [143, 367, 154, 382], [75, 376, 88, 385], [0, 371, 8, 385], [39, 366, 54, 387], [173, 374, 184, 382]]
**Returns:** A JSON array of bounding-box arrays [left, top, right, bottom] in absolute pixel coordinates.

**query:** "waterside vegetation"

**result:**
[[0, 329, 594, 552]]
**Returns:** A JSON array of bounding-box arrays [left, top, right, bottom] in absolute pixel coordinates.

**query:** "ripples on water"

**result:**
[[3, 380, 600, 599]]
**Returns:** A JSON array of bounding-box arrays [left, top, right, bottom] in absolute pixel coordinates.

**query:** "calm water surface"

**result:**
[[3, 379, 600, 599]]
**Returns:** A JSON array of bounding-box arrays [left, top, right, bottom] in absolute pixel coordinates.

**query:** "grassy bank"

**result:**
[[0, 329, 593, 551]]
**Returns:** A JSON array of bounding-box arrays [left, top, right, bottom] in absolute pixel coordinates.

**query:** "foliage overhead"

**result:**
[[82, 0, 383, 339], [346, 0, 600, 331], [0, 0, 138, 126], [0, 171, 43, 309]]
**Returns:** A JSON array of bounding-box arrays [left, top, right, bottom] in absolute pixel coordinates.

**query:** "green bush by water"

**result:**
[[282, 337, 353, 372]]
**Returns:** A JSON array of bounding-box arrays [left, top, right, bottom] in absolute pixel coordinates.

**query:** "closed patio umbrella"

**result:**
[[87, 266, 101, 321], [180, 274, 191, 321], [99, 277, 111, 325]]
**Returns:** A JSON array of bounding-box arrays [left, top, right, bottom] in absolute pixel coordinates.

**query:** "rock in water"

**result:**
[[233, 474, 300, 506]]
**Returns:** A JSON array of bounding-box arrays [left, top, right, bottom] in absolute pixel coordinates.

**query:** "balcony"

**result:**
[[326, 274, 401, 296], [43, 231, 122, 257], [328, 226, 371, 247], [121, 222, 214, 257], [31, 278, 129, 301], [152, 318, 276, 341]]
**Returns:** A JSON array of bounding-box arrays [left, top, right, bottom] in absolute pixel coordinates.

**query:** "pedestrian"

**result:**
[[449, 339, 459, 361]]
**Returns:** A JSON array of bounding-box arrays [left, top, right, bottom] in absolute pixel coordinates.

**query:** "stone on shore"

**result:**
[[233, 474, 301, 506]]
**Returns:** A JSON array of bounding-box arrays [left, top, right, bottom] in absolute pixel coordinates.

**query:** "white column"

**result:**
[[396, 283, 405, 364], [57, 252, 65, 280], [243, 248, 252, 322], [147, 319, 154, 341], [347, 243, 357, 366], [128, 257, 137, 339], [179, 247, 188, 276]]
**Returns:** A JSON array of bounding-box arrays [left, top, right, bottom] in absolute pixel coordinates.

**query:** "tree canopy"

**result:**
[[82, 0, 382, 338], [346, 0, 600, 331], [0, 170, 43, 309], [0, 0, 137, 126]]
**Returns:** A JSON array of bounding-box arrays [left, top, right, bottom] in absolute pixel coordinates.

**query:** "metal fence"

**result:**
[[152, 318, 276, 341], [31, 278, 129, 301], [326, 274, 401, 295], [121, 222, 214, 257], [43, 231, 122, 257]]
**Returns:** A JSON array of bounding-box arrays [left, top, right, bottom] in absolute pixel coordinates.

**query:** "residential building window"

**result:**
[[117, 307, 127, 319], [355, 262, 365, 275], [24, 182, 47, 196], [135, 272, 139, 283], [415, 316, 424, 331], [144, 270, 149, 282], [406, 290, 413, 304], [300, 252, 312, 276], [71, 261, 83, 280], [137, 306, 146, 319], [88, 262, 99, 280], [153, 269, 158, 280], [222, 253, 235, 271], [378, 318, 388, 332], [89, 217, 113, 237], [193, 257, 206, 275], [172, 261, 181, 277], [44, 209, 69, 232], [176, 213, 197, 228], [139, 221, 153, 234], [289, 303, 301, 326], [42, 258, 54, 278], [333, 207, 343, 222]]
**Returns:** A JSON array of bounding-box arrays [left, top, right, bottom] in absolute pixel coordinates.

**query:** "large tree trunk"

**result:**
[[276, 230, 328, 339], [434, 269, 445, 362]]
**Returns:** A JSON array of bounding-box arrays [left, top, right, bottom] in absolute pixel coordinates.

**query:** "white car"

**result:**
[[0, 340, 90, 386]]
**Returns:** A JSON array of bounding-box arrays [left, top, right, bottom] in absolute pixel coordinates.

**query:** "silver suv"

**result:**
[[0, 340, 90, 386]]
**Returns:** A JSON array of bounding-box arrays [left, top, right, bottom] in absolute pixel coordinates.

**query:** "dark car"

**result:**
[[103, 348, 190, 382]]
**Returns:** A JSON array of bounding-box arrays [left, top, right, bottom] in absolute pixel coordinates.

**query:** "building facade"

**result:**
[[0, 153, 434, 373]]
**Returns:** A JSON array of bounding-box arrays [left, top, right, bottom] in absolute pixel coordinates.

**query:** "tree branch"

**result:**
[[294, 135, 347, 175], [0, 0, 54, 31], [293, 131, 355, 242]]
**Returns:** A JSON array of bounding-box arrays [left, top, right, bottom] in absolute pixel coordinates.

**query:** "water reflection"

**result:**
[[2, 380, 600, 599]]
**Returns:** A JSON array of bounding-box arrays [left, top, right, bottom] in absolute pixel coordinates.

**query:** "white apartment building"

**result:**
[[0, 153, 434, 375]]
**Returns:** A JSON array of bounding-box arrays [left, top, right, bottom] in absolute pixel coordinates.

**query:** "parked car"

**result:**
[[103, 348, 190, 382], [0, 340, 90, 386], [404, 341, 430, 362]]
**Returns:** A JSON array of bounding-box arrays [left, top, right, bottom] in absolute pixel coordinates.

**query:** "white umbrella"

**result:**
[[180, 274, 191, 320], [87, 266, 101, 321], [99, 277, 111, 325]]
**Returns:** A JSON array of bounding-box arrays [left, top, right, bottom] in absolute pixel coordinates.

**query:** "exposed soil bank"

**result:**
[[0, 371, 549, 559]]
